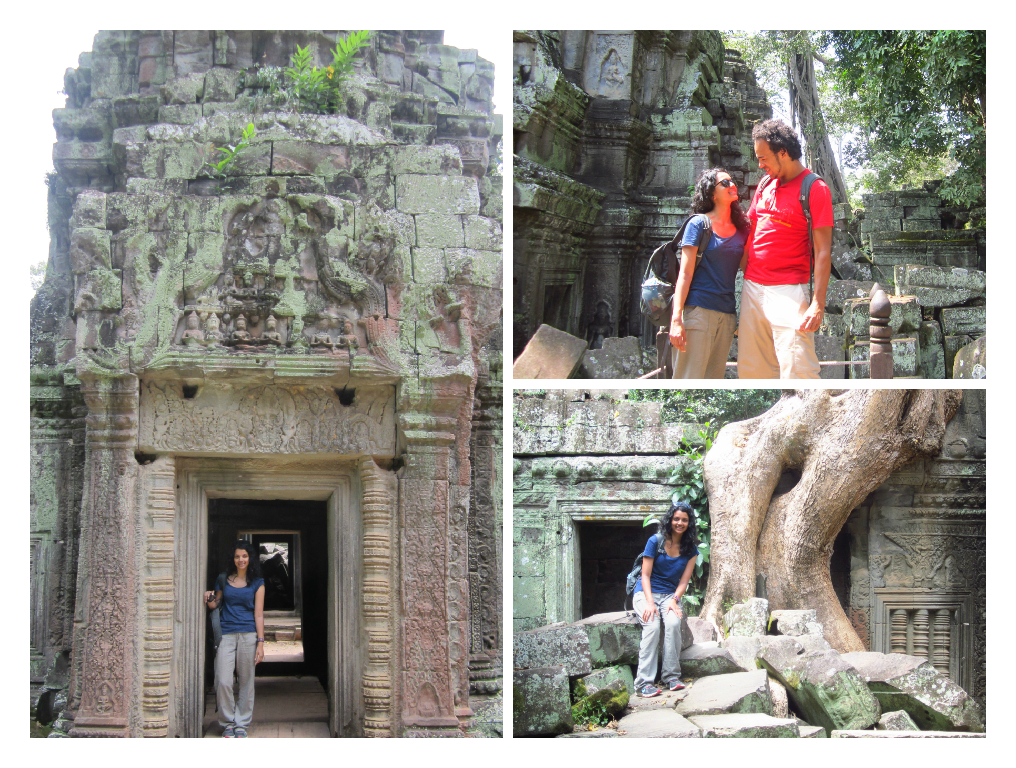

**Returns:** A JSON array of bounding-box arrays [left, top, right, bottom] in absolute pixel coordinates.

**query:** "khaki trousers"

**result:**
[[669, 305, 736, 379], [737, 279, 820, 379]]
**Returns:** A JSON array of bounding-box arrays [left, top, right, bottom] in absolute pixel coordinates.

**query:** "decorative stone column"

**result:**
[[468, 371, 503, 695], [139, 456, 175, 736], [359, 457, 397, 737], [69, 374, 140, 737], [398, 385, 472, 736]]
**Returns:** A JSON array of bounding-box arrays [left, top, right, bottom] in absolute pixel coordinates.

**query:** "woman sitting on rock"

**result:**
[[632, 502, 699, 697], [668, 168, 750, 378]]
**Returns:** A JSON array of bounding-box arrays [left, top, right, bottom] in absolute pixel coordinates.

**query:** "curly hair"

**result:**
[[751, 118, 803, 161], [226, 540, 262, 581], [690, 167, 750, 232], [660, 501, 699, 559]]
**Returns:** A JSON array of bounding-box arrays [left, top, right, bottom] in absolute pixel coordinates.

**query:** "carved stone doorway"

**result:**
[[174, 460, 362, 738], [205, 500, 328, 693]]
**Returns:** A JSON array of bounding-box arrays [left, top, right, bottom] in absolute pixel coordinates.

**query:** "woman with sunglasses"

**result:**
[[668, 168, 750, 378]]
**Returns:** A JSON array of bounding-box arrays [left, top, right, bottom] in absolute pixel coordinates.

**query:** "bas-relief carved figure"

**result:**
[[31, 30, 503, 738]]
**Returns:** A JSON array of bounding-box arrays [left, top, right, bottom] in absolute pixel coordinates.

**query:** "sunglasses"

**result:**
[[718, 178, 736, 188]]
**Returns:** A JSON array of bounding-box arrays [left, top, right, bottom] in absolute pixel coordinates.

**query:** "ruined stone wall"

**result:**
[[845, 390, 985, 706], [30, 30, 502, 737], [512, 31, 771, 358], [512, 391, 700, 631], [825, 185, 986, 379]]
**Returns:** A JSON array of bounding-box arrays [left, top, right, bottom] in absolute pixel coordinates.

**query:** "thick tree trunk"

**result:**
[[788, 49, 849, 205], [700, 389, 961, 652]]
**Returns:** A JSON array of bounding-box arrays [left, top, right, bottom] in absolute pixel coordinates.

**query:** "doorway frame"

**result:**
[[172, 458, 361, 738]]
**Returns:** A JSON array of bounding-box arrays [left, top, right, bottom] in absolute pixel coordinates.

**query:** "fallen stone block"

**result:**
[[826, 280, 876, 313], [616, 708, 701, 738], [944, 334, 972, 374], [794, 634, 833, 654], [831, 730, 985, 738], [769, 677, 789, 719], [769, 609, 823, 637], [575, 665, 634, 699], [814, 335, 846, 380], [573, 612, 642, 668], [578, 336, 646, 378], [513, 666, 573, 737], [687, 616, 719, 644], [840, 651, 984, 732], [799, 724, 826, 738], [723, 598, 768, 637], [513, 324, 588, 379], [572, 678, 629, 719], [877, 709, 919, 731], [760, 649, 881, 732], [679, 642, 743, 678], [720, 636, 762, 672], [514, 623, 592, 677], [952, 335, 986, 379], [919, 320, 946, 379], [844, 294, 922, 336], [940, 305, 986, 337], [687, 713, 800, 738], [675, 669, 773, 717]]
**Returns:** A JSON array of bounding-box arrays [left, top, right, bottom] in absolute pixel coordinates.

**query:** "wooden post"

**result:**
[[869, 284, 893, 379]]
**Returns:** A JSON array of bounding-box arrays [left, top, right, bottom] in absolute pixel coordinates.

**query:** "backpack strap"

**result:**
[[798, 171, 818, 302]]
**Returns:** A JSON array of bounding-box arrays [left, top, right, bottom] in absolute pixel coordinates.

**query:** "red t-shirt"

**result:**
[[745, 169, 833, 285]]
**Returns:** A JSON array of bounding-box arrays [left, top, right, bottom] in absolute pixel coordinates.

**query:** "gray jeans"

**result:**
[[216, 631, 257, 728], [632, 591, 686, 688]]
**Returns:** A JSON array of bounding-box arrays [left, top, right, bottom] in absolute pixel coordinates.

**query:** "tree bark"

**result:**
[[699, 389, 961, 652], [787, 46, 849, 205]]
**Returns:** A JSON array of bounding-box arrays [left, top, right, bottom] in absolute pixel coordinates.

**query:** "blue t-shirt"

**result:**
[[633, 534, 699, 595], [681, 216, 747, 315], [220, 576, 265, 634]]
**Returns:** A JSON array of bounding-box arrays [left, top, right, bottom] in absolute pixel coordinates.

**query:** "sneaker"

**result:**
[[222, 725, 235, 738], [234, 726, 248, 738], [668, 679, 686, 691], [637, 684, 662, 698]]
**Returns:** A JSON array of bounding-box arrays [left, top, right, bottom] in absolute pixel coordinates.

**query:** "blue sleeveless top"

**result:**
[[220, 577, 264, 634]]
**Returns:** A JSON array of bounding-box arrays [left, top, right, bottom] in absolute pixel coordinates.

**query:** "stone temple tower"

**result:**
[[30, 30, 502, 737]]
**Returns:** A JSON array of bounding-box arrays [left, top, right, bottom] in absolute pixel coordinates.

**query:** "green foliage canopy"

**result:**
[[830, 30, 986, 209]]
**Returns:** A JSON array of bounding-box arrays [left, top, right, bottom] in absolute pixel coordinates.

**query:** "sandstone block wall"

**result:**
[[31, 30, 502, 737], [512, 31, 771, 359]]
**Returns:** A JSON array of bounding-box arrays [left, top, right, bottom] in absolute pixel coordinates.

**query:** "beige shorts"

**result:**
[[736, 279, 820, 379], [670, 305, 736, 379]]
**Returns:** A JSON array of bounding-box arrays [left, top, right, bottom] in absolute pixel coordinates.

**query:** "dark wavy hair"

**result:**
[[691, 167, 750, 232], [226, 540, 262, 581], [751, 118, 803, 161], [660, 502, 699, 559]]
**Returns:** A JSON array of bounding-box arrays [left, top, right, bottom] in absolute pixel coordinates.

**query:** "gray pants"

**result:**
[[216, 632, 257, 728], [632, 591, 685, 688]]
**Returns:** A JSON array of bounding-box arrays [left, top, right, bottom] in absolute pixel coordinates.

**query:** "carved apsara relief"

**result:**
[[138, 382, 395, 455]]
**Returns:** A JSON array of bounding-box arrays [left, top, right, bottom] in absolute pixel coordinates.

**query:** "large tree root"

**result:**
[[700, 389, 961, 652]]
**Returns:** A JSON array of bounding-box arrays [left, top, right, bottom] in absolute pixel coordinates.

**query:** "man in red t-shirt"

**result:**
[[738, 119, 833, 379]]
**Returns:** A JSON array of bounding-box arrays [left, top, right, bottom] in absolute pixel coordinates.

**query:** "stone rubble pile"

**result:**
[[513, 599, 984, 738]]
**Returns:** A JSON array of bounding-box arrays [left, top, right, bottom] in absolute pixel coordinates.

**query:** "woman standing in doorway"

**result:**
[[668, 168, 750, 378], [204, 540, 265, 737], [632, 502, 699, 697]]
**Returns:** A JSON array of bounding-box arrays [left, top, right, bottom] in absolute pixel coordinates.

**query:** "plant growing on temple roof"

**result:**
[[206, 122, 256, 177], [279, 31, 372, 114]]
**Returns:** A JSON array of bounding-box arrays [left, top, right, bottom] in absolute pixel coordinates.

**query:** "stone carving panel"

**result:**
[[138, 382, 396, 455], [401, 478, 452, 722]]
